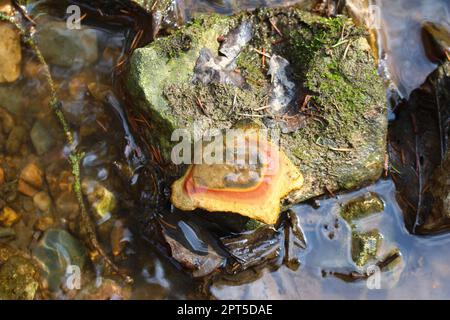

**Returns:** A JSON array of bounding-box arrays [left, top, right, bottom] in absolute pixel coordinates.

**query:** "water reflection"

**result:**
[[373, 0, 450, 98], [212, 179, 450, 299]]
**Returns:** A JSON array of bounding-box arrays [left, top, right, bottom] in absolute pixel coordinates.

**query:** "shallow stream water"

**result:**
[[0, 0, 449, 299]]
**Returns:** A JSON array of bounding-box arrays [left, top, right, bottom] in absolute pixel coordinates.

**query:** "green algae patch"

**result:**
[[339, 192, 386, 267], [126, 7, 387, 204], [341, 192, 384, 224], [351, 229, 382, 267]]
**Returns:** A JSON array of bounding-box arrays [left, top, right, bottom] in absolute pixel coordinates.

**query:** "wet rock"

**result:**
[[30, 120, 55, 155], [0, 243, 15, 262], [340, 192, 384, 224], [351, 229, 382, 267], [133, 0, 185, 37], [33, 229, 87, 292], [34, 215, 55, 232], [0, 107, 14, 134], [0, 167, 4, 185], [0, 227, 15, 239], [268, 55, 297, 114], [17, 179, 39, 197], [23, 61, 43, 79], [22, 197, 35, 212], [221, 225, 282, 272], [0, 3, 22, 83], [421, 152, 450, 233], [6, 125, 26, 154], [33, 191, 51, 212], [55, 191, 79, 217], [0, 206, 20, 227], [18, 162, 43, 197], [0, 256, 41, 300], [20, 163, 43, 189], [45, 164, 75, 196], [0, 0, 13, 14], [0, 244, 43, 300], [162, 229, 225, 278], [34, 21, 98, 69], [171, 126, 304, 224], [81, 178, 116, 222], [127, 8, 387, 206], [0, 86, 25, 115], [338, 191, 393, 267]]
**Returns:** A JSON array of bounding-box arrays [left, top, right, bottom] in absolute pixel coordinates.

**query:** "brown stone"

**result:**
[[0, 21, 21, 83], [0, 108, 14, 134], [33, 191, 51, 212], [34, 215, 54, 232], [20, 163, 43, 189], [0, 206, 20, 227], [23, 61, 43, 79], [0, 0, 13, 14], [18, 179, 38, 197], [0, 167, 4, 185]]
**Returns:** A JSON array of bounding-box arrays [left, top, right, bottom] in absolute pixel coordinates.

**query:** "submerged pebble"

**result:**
[[33, 229, 87, 292], [6, 126, 26, 155], [0, 255, 41, 300], [0, 108, 14, 134], [33, 191, 51, 212], [30, 121, 55, 155], [0, 227, 15, 238], [81, 178, 116, 222], [20, 163, 43, 189], [0, 167, 4, 185], [34, 215, 55, 232], [18, 163, 43, 197], [0, 1, 22, 83], [35, 21, 98, 69], [340, 192, 384, 224], [0, 206, 20, 227]]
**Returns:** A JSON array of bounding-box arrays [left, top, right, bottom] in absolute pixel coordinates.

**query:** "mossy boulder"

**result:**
[[126, 7, 387, 205]]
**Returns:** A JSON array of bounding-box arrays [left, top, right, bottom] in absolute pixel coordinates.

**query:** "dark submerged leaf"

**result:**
[[389, 61, 450, 234]]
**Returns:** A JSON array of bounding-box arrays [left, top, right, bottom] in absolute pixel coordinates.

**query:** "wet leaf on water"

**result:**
[[389, 61, 450, 234]]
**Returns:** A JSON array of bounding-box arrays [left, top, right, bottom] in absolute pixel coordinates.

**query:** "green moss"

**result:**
[[341, 192, 384, 224], [236, 48, 266, 87]]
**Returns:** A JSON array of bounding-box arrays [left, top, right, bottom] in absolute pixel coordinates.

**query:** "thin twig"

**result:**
[[253, 48, 272, 59], [12, 0, 36, 25], [343, 40, 352, 59], [269, 18, 283, 37]]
